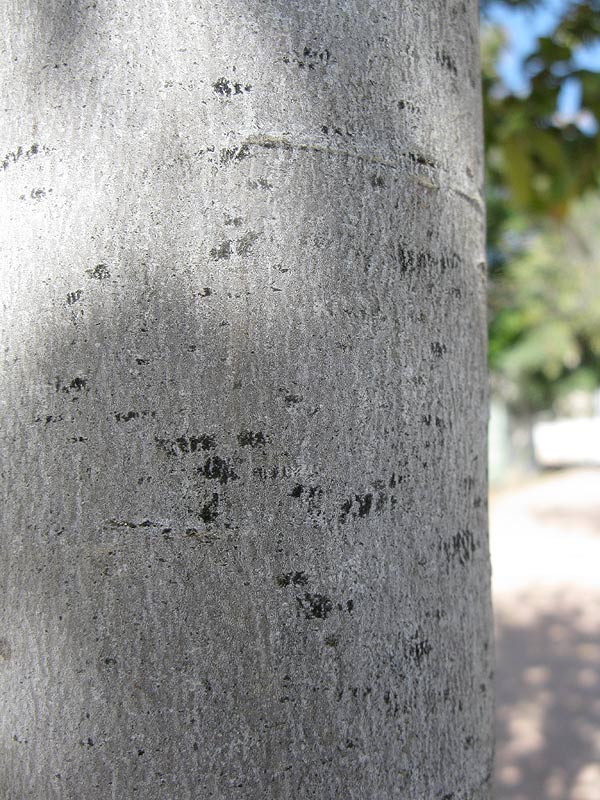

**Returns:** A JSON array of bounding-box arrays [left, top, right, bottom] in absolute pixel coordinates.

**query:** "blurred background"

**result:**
[[480, 1, 600, 797]]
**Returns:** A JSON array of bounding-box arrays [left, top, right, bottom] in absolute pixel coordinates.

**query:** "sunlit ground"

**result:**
[[491, 468, 600, 800]]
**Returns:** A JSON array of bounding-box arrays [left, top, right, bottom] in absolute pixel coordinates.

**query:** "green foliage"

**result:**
[[483, 2, 600, 411], [489, 193, 600, 411], [483, 8, 600, 220]]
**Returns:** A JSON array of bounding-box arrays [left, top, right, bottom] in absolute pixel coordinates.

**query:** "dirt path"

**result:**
[[491, 469, 600, 800]]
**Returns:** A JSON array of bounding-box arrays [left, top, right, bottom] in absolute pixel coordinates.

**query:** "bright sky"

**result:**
[[485, 0, 600, 117]]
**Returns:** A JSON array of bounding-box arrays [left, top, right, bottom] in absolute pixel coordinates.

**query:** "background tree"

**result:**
[[489, 194, 600, 412], [481, 0, 600, 412], [0, 1, 492, 797]]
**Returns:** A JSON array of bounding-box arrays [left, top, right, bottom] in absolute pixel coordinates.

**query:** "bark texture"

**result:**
[[0, 1, 492, 798]]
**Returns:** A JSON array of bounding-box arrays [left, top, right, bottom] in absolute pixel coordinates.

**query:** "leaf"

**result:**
[[502, 136, 533, 208]]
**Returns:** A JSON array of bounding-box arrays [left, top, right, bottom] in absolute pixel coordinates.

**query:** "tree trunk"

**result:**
[[0, 1, 492, 798]]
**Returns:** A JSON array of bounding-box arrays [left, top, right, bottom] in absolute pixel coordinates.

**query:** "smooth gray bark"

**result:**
[[0, 1, 492, 798]]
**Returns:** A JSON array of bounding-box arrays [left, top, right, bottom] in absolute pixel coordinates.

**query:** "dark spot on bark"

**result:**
[[115, 411, 133, 422], [299, 485, 324, 516], [443, 528, 476, 566], [192, 742, 198, 752], [0, 638, 12, 661], [199, 455, 238, 484], [136, 357, 149, 365], [346, 599, 354, 613], [219, 144, 250, 164], [284, 393, 301, 405], [224, 215, 243, 227], [276, 571, 308, 588], [86, 263, 110, 280], [357, 494, 373, 517], [213, 77, 251, 96], [238, 430, 266, 447], [114, 410, 155, 422], [297, 593, 332, 619], [371, 174, 385, 187], [209, 240, 232, 261], [198, 287, 212, 297], [248, 176, 273, 190], [290, 484, 304, 498], [320, 124, 346, 136], [213, 77, 231, 96], [138, 749, 145, 756], [192, 434, 216, 452], [2, 143, 41, 171], [441, 252, 461, 271], [236, 230, 260, 257], [34, 414, 63, 424], [408, 152, 437, 169], [406, 634, 432, 665], [199, 493, 219, 523], [398, 100, 418, 112], [66, 289, 83, 305], [290, 46, 331, 69], [431, 341, 447, 357], [396, 246, 437, 275], [339, 493, 374, 522], [435, 49, 458, 75], [55, 376, 88, 397], [104, 657, 117, 665], [339, 498, 352, 519], [399, 248, 415, 274], [106, 519, 138, 529], [324, 634, 338, 647], [253, 465, 292, 480]]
